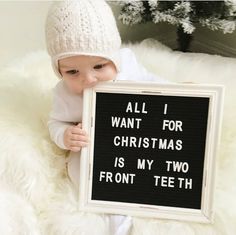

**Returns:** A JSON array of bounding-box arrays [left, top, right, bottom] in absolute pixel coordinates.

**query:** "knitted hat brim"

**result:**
[[52, 51, 121, 79]]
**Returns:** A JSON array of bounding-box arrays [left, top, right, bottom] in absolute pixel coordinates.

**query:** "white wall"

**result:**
[[0, 1, 51, 69], [0, 1, 235, 70]]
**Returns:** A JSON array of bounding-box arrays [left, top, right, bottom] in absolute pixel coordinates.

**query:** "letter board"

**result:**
[[79, 81, 224, 223]]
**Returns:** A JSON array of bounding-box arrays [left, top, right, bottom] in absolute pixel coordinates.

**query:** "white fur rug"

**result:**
[[0, 38, 236, 235]]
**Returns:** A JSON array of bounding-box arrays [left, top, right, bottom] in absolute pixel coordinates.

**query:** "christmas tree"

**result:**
[[117, 0, 236, 52]]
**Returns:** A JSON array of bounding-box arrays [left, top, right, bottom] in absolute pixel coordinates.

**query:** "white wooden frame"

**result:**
[[78, 80, 224, 223]]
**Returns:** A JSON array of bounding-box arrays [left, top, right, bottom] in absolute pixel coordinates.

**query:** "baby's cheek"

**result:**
[[64, 79, 82, 93], [103, 66, 117, 81], [65, 79, 75, 89], [102, 75, 113, 81]]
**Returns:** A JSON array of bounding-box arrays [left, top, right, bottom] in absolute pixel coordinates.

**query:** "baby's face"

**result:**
[[58, 55, 117, 94]]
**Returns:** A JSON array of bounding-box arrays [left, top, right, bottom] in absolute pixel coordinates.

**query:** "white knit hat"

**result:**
[[45, 0, 122, 79]]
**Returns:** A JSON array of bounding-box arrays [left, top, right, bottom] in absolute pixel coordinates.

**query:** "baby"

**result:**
[[45, 0, 170, 234]]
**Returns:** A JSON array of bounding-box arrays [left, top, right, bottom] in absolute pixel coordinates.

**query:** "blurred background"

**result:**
[[0, 1, 235, 70]]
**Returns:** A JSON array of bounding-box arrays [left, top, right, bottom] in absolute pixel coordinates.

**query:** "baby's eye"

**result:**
[[94, 64, 106, 70], [66, 69, 79, 75]]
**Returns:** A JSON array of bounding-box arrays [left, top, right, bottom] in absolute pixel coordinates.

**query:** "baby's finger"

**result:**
[[70, 140, 88, 147], [70, 146, 81, 152], [71, 134, 89, 142], [71, 126, 86, 135], [73, 125, 86, 135]]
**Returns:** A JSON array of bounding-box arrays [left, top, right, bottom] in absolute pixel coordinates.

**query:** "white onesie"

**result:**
[[47, 47, 170, 235]]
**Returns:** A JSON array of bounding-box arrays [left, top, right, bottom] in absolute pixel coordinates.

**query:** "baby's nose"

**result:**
[[84, 74, 97, 85]]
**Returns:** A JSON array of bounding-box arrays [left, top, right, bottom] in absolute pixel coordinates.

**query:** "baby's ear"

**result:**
[[58, 67, 62, 77]]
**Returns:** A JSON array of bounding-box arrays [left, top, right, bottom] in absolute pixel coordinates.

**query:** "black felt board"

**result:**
[[91, 92, 209, 209]]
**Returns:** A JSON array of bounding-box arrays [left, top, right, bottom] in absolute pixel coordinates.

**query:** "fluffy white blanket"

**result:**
[[0, 39, 235, 235]]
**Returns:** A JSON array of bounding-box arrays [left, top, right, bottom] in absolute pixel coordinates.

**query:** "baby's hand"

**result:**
[[63, 123, 89, 152]]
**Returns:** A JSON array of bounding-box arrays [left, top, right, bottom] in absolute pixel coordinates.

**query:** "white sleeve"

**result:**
[[47, 88, 74, 150]]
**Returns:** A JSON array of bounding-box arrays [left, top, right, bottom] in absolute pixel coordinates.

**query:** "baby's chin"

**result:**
[[70, 88, 83, 95], [64, 84, 83, 95]]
